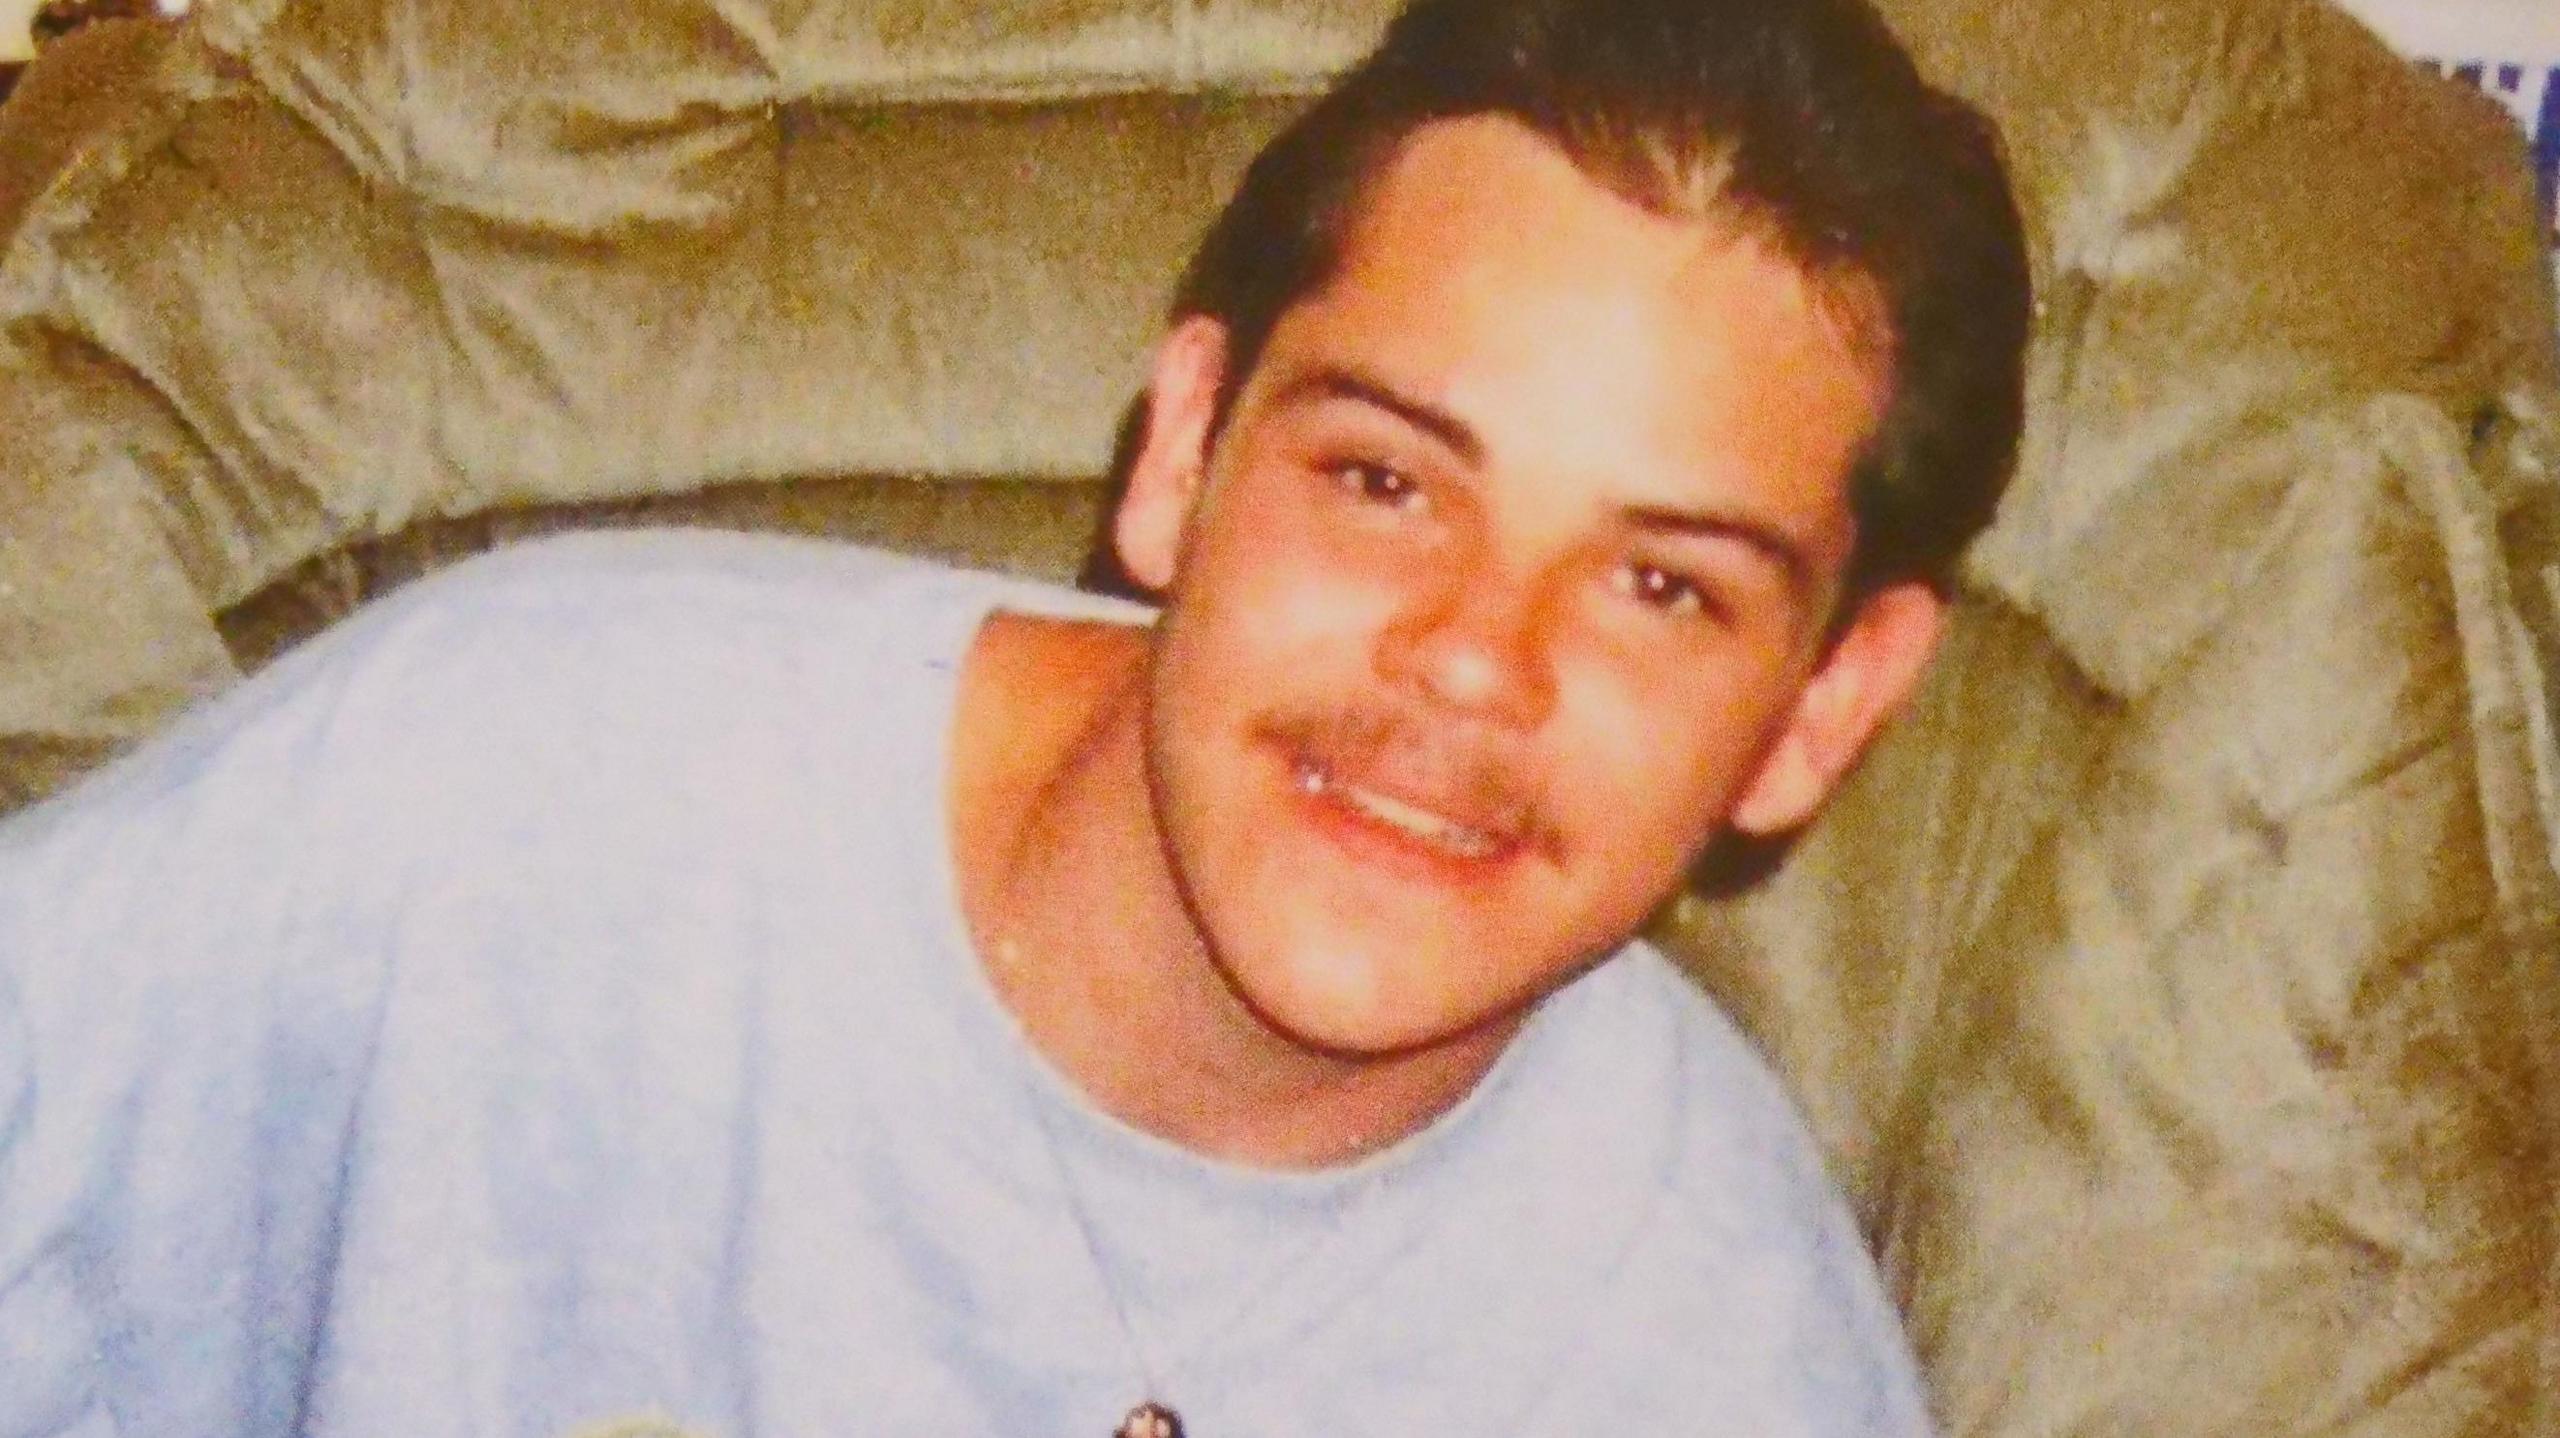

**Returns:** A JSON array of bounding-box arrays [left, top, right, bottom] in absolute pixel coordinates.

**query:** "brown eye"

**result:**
[[1611, 562, 1710, 617], [1334, 461, 1425, 512]]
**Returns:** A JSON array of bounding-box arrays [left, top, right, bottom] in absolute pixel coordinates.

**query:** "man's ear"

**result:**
[[1112, 315, 1231, 594], [1728, 580, 1947, 837]]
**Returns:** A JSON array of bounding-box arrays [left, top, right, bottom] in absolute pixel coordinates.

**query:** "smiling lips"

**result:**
[[1290, 755, 1523, 863]]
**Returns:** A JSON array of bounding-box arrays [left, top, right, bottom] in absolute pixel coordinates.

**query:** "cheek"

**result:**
[[1181, 525, 1407, 686], [1547, 655, 1797, 862]]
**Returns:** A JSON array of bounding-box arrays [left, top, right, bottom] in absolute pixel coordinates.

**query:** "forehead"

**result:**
[[1247, 115, 1887, 549]]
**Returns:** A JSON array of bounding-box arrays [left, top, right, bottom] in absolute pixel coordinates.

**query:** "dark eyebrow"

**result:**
[[1260, 364, 1484, 467], [1622, 505, 1818, 593]]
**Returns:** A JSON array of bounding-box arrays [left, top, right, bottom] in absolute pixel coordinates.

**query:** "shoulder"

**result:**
[[331, 531, 1151, 717], [0, 534, 1036, 957], [1558, 941, 1835, 1186], [382, 528, 1147, 631], [350, 528, 1004, 646], [1548, 943, 1863, 1267], [13, 533, 1035, 818], [1535, 944, 1935, 1435]]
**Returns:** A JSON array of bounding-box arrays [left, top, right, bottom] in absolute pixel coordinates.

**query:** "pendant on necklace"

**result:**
[[1116, 1401, 1184, 1438]]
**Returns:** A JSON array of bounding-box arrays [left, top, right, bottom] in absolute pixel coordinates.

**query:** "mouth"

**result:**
[[1289, 755, 1520, 865]]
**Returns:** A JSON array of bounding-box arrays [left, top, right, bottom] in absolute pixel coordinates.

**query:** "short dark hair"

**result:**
[[1172, 0, 2032, 597]]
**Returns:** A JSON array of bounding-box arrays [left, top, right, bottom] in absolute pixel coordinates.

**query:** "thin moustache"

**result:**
[[1254, 704, 1553, 853]]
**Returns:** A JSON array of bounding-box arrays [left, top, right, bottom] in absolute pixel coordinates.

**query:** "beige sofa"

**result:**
[[0, 1, 2554, 1434]]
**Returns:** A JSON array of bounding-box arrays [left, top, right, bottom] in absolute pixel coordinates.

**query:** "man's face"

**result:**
[[1114, 115, 1940, 1059]]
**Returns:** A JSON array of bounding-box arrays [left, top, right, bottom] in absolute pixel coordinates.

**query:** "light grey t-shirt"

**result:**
[[0, 530, 1930, 1437]]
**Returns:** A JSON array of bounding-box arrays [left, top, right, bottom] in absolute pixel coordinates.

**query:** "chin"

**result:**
[[1207, 928, 1549, 1062]]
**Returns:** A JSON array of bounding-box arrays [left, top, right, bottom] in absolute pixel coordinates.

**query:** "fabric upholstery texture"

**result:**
[[0, 1, 2552, 1436]]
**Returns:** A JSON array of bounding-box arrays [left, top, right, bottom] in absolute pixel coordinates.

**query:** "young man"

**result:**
[[0, 0, 2027, 1433]]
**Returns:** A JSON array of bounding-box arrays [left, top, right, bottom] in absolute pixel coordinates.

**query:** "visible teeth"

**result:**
[[1298, 760, 1503, 859]]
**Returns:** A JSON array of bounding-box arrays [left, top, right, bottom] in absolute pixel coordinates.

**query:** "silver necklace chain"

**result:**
[[1014, 1042, 1401, 1438], [994, 930, 1408, 1437], [1021, 1076, 1190, 1438]]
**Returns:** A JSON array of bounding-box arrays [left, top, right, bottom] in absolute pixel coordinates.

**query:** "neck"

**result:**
[[950, 611, 1513, 1170]]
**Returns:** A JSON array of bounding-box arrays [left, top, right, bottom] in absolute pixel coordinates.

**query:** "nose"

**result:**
[[1374, 566, 1559, 730]]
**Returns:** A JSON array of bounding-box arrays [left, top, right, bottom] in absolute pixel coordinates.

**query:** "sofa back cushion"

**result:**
[[0, 2, 2553, 1434]]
